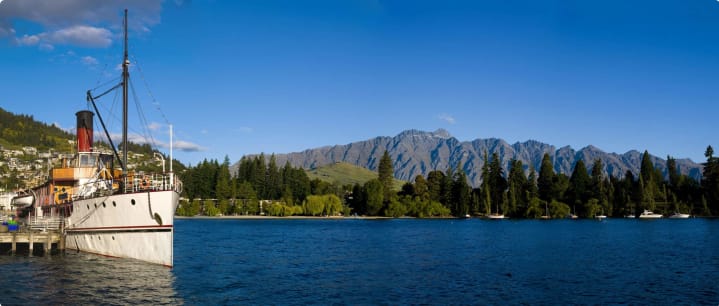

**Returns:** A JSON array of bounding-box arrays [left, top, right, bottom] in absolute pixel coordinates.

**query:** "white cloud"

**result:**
[[81, 55, 99, 66], [48, 25, 112, 47], [0, 0, 164, 49], [438, 113, 456, 125], [16, 34, 40, 46], [96, 132, 205, 153], [15, 26, 112, 48], [147, 122, 162, 131], [172, 140, 204, 152]]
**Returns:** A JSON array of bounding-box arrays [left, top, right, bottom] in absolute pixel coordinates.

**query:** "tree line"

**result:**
[[176, 154, 351, 216], [177, 146, 719, 218], [349, 148, 718, 218]]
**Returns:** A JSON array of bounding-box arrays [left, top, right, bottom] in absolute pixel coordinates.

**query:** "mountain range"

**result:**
[[236, 129, 703, 188]]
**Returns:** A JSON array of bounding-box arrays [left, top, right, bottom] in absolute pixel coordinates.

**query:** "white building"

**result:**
[[0, 191, 15, 211], [22, 146, 37, 155]]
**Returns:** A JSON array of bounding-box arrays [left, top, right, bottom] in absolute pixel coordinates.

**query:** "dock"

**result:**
[[0, 231, 64, 255], [1, 217, 65, 255]]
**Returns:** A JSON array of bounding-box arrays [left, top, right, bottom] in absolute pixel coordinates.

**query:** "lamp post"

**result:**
[[154, 152, 166, 173]]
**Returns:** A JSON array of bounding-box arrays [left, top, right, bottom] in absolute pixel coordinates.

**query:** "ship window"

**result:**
[[113, 201, 116, 207], [86, 204, 90, 210], [112, 236, 115, 240], [94, 203, 97, 208], [80, 154, 94, 167], [131, 199, 136, 205], [102, 202, 106, 208]]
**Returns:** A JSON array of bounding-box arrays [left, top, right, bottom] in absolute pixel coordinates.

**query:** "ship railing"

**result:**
[[29, 216, 63, 232], [123, 173, 183, 194]]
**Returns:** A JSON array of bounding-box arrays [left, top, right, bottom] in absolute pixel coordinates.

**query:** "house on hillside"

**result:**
[[22, 146, 37, 155], [2, 150, 24, 158]]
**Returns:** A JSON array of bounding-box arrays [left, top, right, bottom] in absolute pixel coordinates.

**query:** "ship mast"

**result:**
[[122, 9, 129, 175]]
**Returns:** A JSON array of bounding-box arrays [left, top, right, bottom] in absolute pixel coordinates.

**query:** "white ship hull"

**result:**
[[64, 190, 179, 267]]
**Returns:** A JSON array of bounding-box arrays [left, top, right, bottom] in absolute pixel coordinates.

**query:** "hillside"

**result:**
[[239, 129, 704, 188], [306, 162, 405, 190], [0, 107, 75, 152]]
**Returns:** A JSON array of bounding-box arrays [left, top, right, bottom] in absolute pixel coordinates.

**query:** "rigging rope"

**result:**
[[131, 55, 171, 126], [130, 78, 158, 150], [88, 57, 176, 155]]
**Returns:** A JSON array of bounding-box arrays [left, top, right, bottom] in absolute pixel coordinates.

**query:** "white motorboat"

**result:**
[[668, 212, 690, 219], [638, 209, 663, 219]]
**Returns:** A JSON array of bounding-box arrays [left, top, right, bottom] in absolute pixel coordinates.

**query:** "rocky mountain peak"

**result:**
[[240, 132, 703, 188]]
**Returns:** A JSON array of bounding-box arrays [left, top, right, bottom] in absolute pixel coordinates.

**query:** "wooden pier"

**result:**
[[0, 231, 64, 255]]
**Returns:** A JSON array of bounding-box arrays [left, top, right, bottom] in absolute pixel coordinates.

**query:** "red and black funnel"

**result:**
[[76, 110, 94, 152]]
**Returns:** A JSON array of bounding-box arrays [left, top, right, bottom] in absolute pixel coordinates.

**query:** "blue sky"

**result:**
[[1, 0, 718, 166]]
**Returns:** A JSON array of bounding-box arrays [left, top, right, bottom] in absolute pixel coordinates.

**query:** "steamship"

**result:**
[[12, 10, 181, 267]]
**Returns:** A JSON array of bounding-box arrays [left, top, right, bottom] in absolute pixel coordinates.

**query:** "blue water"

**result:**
[[1, 218, 718, 305]]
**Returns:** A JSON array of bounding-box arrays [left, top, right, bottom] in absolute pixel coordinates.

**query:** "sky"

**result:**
[[1, 0, 718, 166]]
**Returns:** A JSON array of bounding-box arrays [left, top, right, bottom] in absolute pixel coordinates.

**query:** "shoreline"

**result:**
[[175, 215, 395, 220]]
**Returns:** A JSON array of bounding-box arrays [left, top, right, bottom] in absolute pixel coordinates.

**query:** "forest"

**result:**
[[177, 146, 719, 218], [0, 107, 75, 152]]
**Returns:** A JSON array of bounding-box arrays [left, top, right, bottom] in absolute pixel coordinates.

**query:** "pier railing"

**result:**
[[28, 216, 63, 232]]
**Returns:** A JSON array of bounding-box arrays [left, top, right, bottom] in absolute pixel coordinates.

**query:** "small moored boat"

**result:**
[[668, 212, 690, 219], [638, 209, 663, 219]]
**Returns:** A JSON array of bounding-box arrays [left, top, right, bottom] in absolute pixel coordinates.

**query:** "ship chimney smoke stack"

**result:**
[[76, 110, 94, 152]]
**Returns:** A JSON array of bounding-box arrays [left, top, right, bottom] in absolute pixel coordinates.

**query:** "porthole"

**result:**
[[94, 203, 97, 208], [102, 202, 106, 208], [131, 199, 136, 205], [98, 236, 101, 240], [86, 204, 90, 210], [112, 236, 115, 240], [113, 201, 117, 207]]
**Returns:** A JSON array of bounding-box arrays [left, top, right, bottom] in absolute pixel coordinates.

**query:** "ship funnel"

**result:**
[[76, 110, 94, 152]]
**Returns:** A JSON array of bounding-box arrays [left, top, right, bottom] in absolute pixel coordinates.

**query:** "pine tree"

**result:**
[[252, 154, 266, 199], [568, 159, 590, 216], [378, 150, 395, 201], [590, 159, 607, 214], [702, 145, 719, 215], [487, 152, 507, 214], [266, 154, 281, 200], [427, 170, 445, 203], [451, 163, 471, 216], [667, 156, 679, 190], [215, 155, 232, 200], [538, 153, 555, 203], [480, 151, 491, 215], [507, 159, 526, 217], [413, 175, 429, 200]]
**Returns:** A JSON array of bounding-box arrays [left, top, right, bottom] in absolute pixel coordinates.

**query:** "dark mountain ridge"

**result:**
[[237, 129, 703, 188]]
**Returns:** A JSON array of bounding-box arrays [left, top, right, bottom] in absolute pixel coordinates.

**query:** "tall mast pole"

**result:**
[[170, 124, 174, 189], [122, 9, 129, 175]]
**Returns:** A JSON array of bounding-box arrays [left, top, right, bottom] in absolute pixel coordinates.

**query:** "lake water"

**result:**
[[1, 218, 718, 305]]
